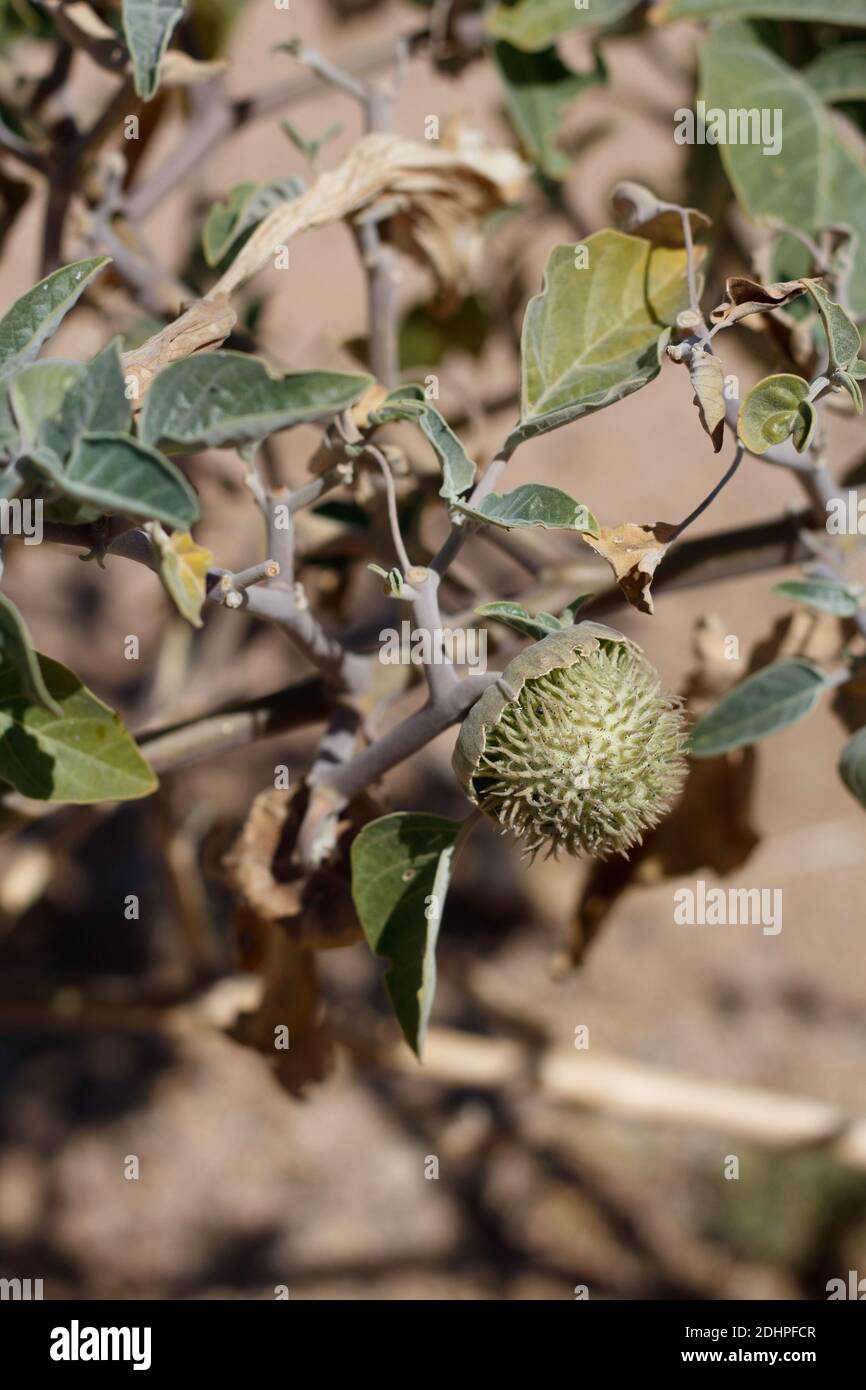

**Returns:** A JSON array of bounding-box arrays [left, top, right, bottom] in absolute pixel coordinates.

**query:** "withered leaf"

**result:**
[[121, 294, 236, 402], [688, 346, 726, 452], [583, 521, 677, 615], [611, 180, 710, 248], [210, 123, 529, 301], [709, 276, 805, 328]]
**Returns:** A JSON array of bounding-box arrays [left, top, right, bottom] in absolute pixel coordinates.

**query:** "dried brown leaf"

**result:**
[[611, 180, 710, 247], [583, 521, 677, 615], [709, 276, 806, 327], [688, 346, 726, 452], [121, 293, 236, 402], [210, 123, 529, 300]]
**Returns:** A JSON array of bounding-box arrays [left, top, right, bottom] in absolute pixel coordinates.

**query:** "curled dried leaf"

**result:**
[[688, 346, 726, 452], [611, 180, 710, 247], [121, 294, 236, 402], [210, 123, 529, 301], [583, 521, 677, 615], [709, 276, 805, 328], [224, 784, 382, 950]]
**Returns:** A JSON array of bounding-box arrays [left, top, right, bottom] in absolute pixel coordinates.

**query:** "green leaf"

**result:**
[[656, 0, 866, 22], [487, 0, 638, 51], [475, 601, 563, 640], [399, 296, 488, 370], [351, 812, 460, 1057], [738, 373, 814, 455], [509, 231, 692, 454], [202, 177, 305, 267], [32, 432, 200, 528], [701, 22, 866, 315], [800, 279, 861, 373], [839, 727, 866, 810], [139, 351, 371, 452], [9, 361, 85, 451], [805, 44, 866, 103], [280, 118, 341, 168], [123, 0, 185, 100], [0, 257, 109, 382], [837, 370, 864, 414], [690, 659, 828, 758], [370, 392, 476, 499], [773, 577, 866, 617], [0, 593, 62, 715], [0, 385, 17, 461], [41, 339, 131, 464], [455, 482, 599, 533], [560, 593, 595, 621], [493, 40, 606, 179], [0, 653, 158, 802], [851, 358, 866, 380]]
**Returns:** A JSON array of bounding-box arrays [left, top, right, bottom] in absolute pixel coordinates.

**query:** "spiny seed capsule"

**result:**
[[452, 623, 687, 860]]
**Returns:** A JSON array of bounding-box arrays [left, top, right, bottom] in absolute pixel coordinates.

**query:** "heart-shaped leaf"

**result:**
[[351, 812, 461, 1057], [0, 653, 158, 802], [455, 483, 599, 533], [701, 22, 866, 314], [509, 231, 693, 454], [139, 351, 372, 452], [738, 374, 814, 454], [690, 659, 828, 758]]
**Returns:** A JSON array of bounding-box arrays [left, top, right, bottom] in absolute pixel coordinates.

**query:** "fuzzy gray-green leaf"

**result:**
[[0, 257, 109, 382], [123, 0, 185, 99], [33, 432, 199, 528], [370, 392, 476, 498], [139, 351, 371, 452], [351, 813, 460, 1057], [455, 482, 599, 534], [690, 659, 828, 757], [509, 231, 692, 453], [773, 577, 866, 617], [701, 23, 866, 314]]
